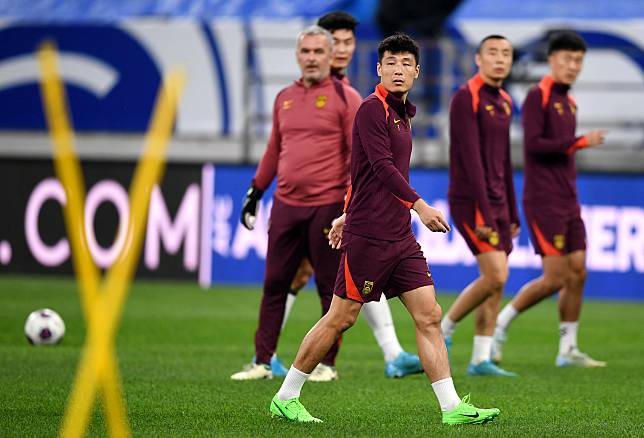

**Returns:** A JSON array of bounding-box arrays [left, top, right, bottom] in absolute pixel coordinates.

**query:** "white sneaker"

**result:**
[[231, 363, 273, 380], [555, 350, 607, 368], [491, 330, 507, 364], [308, 363, 338, 382]]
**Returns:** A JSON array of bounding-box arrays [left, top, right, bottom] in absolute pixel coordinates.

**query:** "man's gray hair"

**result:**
[[297, 25, 334, 48]]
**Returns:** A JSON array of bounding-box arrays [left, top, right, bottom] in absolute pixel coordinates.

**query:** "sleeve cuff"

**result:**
[[567, 136, 589, 154]]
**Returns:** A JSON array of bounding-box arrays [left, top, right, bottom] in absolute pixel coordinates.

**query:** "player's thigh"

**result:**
[[333, 232, 397, 303], [397, 284, 442, 327], [475, 250, 509, 286], [450, 201, 504, 254], [565, 214, 587, 254], [306, 202, 343, 276], [265, 200, 307, 275], [385, 236, 434, 300]]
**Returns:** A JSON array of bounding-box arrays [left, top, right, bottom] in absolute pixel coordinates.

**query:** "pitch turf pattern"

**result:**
[[0, 276, 643, 437]]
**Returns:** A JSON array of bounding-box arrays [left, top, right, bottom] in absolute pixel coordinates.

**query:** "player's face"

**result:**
[[297, 34, 332, 86], [331, 29, 356, 71], [377, 51, 419, 95], [476, 38, 513, 83], [549, 50, 585, 85]]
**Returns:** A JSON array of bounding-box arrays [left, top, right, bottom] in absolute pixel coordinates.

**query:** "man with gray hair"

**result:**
[[232, 25, 362, 381]]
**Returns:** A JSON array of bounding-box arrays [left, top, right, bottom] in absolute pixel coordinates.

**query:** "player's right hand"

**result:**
[[586, 129, 607, 147], [475, 225, 493, 240], [240, 185, 264, 230], [328, 213, 346, 249], [413, 199, 450, 233]]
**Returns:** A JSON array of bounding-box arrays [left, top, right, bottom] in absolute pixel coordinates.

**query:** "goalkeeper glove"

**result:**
[[240, 185, 264, 230]]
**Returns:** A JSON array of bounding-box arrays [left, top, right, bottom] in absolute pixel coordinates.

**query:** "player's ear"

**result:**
[[414, 64, 420, 79], [377, 62, 382, 77], [475, 53, 482, 69]]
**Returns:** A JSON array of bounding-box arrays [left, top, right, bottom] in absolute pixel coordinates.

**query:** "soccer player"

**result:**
[[440, 35, 519, 377], [269, 34, 500, 425], [493, 31, 607, 368], [279, 11, 425, 380], [230, 25, 363, 381]]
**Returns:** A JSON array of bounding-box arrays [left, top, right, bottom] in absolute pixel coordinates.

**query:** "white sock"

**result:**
[[441, 316, 457, 338], [362, 295, 403, 362], [277, 366, 309, 401], [496, 304, 519, 332], [431, 377, 461, 412], [471, 335, 493, 365], [559, 321, 579, 355], [280, 292, 297, 331]]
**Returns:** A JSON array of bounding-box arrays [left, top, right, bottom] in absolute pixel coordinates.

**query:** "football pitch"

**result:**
[[0, 275, 642, 437]]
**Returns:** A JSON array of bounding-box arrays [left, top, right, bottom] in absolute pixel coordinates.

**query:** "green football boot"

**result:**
[[442, 394, 500, 425], [270, 395, 322, 423]]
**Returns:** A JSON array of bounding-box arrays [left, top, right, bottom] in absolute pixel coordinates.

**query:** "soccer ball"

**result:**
[[24, 308, 66, 345]]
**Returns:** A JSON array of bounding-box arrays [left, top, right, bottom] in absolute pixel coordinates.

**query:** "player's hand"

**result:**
[[413, 199, 450, 233], [510, 222, 520, 238], [240, 185, 264, 230], [474, 225, 492, 240], [328, 213, 346, 249], [585, 130, 607, 147]]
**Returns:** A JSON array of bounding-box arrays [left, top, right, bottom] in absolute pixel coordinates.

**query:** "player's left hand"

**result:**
[[328, 213, 346, 249], [510, 222, 520, 238]]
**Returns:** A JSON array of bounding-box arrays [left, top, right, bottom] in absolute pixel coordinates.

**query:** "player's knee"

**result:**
[[569, 262, 587, 284], [415, 302, 442, 329], [542, 274, 566, 292], [482, 269, 507, 291]]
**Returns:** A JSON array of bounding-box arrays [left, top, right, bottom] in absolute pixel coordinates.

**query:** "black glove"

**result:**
[[240, 185, 264, 230]]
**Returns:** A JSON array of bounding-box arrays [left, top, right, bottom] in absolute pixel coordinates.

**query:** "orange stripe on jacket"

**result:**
[[566, 135, 589, 155], [394, 194, 413, 209], [466, 73, 485, 113], [344, 256, 363, 302], [531, 221, 562, 256], [374, 83, 390, 121], [538, 75, 554, 109], [343, 185, 353, 212]]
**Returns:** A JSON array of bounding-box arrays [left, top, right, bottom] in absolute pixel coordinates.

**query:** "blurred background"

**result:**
[[0, 0, 642, 299]]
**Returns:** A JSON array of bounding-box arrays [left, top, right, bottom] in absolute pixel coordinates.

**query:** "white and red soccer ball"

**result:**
[[24, 308, 65, 345]]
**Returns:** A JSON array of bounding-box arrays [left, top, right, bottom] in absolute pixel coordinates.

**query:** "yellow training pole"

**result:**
[[38, 42, 131, 438], [38, 41, 185, 437]]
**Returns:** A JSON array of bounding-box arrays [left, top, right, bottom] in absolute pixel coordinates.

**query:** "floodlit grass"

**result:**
[[0, 275, 643, 437]]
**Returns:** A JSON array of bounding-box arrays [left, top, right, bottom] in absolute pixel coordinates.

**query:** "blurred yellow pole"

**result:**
[[37, 41, 185, 438]]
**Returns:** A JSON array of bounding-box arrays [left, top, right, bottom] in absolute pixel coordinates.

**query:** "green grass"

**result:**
[[0, 275, 643, 437]]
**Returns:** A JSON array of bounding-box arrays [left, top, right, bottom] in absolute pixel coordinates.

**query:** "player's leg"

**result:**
[[399, 285, 500, 425], [362, 295, 423, 378], [270, 294, 362, 422], [281, 258, 314, 332], [442, 250, 507, 337], [231, 200, 306, 380], [305, 202, 344, 380], [555, 228, 606, 368]]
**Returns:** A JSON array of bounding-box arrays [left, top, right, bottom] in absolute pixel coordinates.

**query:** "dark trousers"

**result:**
[[255, 198, 343, 366]]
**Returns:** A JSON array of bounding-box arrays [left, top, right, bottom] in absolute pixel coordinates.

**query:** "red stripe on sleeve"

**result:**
[[343, 185, 353, 212], [538, 75, 554, 109], [466, 73, 484, 114], [566, 136, 589, 155], [374, 84, 390, 121]]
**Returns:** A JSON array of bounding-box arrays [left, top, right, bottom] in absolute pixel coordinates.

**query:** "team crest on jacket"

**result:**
[[503, 101, 511, 116], [554, 234, 566, 250], [362, 280, 374, 295], [485, 104, 495, 116], [315, 95, 327, 108], [282, 99, 292, 110], [554, 102, 564, 115]]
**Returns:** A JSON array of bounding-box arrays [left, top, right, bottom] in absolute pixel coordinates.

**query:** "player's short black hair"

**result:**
[[378, 33, 420, 64], [317, 11, 358, 33], [477, 34, 509, 53], [548, 31, 587, 55]]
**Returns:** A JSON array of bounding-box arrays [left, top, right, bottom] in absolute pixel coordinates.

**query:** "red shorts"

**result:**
[[449, 201, 513, 255], [333, 231, 434, 303], [524, 203, 586, 256]]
